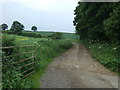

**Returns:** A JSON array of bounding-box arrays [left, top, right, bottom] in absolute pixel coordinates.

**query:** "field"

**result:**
[[23, 31, 79, 40]]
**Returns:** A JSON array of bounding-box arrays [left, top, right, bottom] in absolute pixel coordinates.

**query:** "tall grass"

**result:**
[[2, 34, 32, 88], [28, 39, 72, 88], [82, 40, 120, 74]]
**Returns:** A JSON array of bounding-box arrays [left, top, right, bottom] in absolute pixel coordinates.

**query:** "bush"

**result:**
[[2, 31, 42, 38], [50, 32, 63, 39], [83, 40, 120, 73], [2, 30, 14, 34], [2, 34, 15, 55], [2, 34, 31, 88], [104, 5, 120, 44]]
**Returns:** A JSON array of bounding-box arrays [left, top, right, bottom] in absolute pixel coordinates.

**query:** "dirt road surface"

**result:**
[[40, 43, 119, 88]]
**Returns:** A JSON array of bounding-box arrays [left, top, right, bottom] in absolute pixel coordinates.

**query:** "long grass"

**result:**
[[29, 40, 72, 88], [82, 40, 120, 74]]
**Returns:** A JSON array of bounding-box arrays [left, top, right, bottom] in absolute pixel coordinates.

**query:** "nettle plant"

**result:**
[[2, 35, 31, 88]]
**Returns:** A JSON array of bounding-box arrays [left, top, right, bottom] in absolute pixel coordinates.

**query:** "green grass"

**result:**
[[29, 39, 72, 88], [82, 40, 120, 74]]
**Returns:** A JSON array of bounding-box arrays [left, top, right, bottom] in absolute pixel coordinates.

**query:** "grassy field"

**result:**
[[23, 31, 79, 40]]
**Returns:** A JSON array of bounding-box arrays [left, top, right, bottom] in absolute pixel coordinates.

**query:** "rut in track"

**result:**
[[40, 43, 119, 88]]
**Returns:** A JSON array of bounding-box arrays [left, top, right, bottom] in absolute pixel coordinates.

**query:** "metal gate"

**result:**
[[1, 45, 36, 78]]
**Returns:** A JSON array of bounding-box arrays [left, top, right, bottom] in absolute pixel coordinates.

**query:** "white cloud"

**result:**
[[0, 0, 79, 13]]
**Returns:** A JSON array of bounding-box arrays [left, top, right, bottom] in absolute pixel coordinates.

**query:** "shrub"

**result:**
[[2, 30, 14, 34], [50, 32, 63, 39], [2, 34, 15, 55], [19, 32, 42, 38], [83, 40, 120, 73], [2, 34, 31, 88]]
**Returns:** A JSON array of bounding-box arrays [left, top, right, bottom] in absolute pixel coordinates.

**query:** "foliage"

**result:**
[[0, 25, 2, 31], [23, 31, 79, 40], [2, 34, 15, 55], [74, 2, 120, 74], [19, 32, 42, 38], [49, 32, 63, 39], [82, 40, 120, 73], [31, 26, 37, 32], [2, 57, 31, 88], [1, 23, 8, 30], [29, 39, 72, 88], [2, 31, 78, 88], [2, 34, 31, 88], [13, 34, 72, 88], [73, 2, 120, 44], [3, 30, 79, 41], [104, 4, 120, 44], [10, 21, 24, 35], [2, 30, 13, 34]]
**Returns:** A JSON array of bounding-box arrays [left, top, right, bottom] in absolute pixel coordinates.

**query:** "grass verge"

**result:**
[[28, 39, 73, 88], [81, 40, 120, 74]]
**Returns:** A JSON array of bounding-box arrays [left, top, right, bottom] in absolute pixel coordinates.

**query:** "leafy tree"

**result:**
[[0, 25, 2, 31], [10, 21, 24, 34], [73, 2, 119, 44], [1, 23, 8, 30], [104, 4, 120, 44], [31, 26, 37, 32]]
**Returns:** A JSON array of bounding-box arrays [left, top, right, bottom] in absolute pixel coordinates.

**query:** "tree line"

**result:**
[[73, 2, 120, 44], [1, 21, 63, 39], [1, 21, 38, 34]]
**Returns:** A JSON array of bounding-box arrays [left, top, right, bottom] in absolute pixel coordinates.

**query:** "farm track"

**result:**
[[40, 43, 119, 88]]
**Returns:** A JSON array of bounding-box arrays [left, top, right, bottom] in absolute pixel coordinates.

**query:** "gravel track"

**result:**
[[40, 43, 119, 88]]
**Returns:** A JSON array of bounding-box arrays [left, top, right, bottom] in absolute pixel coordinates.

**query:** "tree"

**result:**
[[104, 4, 120, 44], [0, 25, 2, 31], [31, 26, 37, 32], [73, 2, 119, 43], [10, 21, 24, 34], [1, 23, 8, 30]]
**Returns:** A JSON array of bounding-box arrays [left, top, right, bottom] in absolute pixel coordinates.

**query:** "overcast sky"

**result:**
[[0, 0, 79, 33]]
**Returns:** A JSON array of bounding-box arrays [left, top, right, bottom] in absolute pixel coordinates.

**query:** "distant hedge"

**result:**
[[19, 32, 42, 38], [2, 30, 42, 38]]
